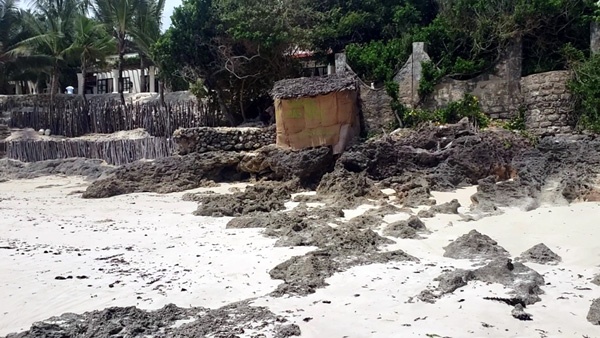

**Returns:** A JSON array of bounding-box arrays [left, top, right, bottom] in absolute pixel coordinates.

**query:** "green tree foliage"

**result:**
[[0, 0, 28, 93], [9, 0, 79, 99], [345, 37, 411, 84], [417, 0, 594, 80], [93, 0, 148, 104], [313, 0, 437, 53], [153, 0, 313, 124], [568, 54, 600, 132], [68, 15, 116, 100], [132, 0, 165, 93]]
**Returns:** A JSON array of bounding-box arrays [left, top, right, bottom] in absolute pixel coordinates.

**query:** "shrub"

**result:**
[[568, 54, 600, 133], [398, 93, 489, 128], [503, 106, 527, 131]]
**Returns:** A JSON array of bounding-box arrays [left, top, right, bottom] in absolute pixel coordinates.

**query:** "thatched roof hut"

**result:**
[[270, 74, 360, 154], [271, 74, 357, 100]]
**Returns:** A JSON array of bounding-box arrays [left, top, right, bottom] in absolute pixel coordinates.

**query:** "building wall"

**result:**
[[93, 68, 157, 94]]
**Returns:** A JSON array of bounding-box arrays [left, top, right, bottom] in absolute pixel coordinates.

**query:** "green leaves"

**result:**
[[568, 54, 600, 132], [346, 38, 411, 83]]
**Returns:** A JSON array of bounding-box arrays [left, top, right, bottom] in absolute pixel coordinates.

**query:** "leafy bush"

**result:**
[[398, 93, 489, 128], [346, 37, 411, 84], [503, 106, 527, 131], [189, 78, 208, 99], [418, 60, 444, 98], [568, 53, 600, 132], [438, 94, 489, 128]]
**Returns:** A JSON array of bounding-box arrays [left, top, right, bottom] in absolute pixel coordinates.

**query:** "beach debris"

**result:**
[[511, 304, 533, 321]]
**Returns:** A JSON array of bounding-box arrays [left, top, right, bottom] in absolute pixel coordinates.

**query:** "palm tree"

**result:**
[[0, 0, 26, 93], [132, 0, 164, 93], [93, 0, 146, 104], [67, 15, 116, 100], [0, 0, 19, 64], [8, 0, 77, 100]]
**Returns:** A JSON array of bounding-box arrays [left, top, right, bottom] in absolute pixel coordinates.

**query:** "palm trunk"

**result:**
[[81, 62, 88, 105], [118, 39, 125, 105], [159, 80, 165, 106], [140, 58, 147, 93], [216, 88, 236, 126], [50, 65, 59, 113], [239, 79, 246, 122]]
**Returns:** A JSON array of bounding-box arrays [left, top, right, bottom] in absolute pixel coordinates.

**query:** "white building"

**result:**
[[78, 53, 158, 95]]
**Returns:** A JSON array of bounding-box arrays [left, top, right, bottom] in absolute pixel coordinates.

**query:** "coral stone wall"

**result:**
[[173, 126, 276, 155], [358, 83, 396, 133], [520, 71, 573, 133]]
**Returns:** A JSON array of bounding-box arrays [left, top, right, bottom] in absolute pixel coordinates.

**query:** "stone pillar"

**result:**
[[15, 82, 22, 95], [409, 42, 428, 105], [327, 64, 334, 75], [335, 53, 347, 74], [77, 73, 84, 95], [149, 66, 156, 92], [112, 69, 119, 93], [592, 21, 600, 55]]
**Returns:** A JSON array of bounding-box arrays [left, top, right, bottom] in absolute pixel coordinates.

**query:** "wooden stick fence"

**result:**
[[6, 99, 225, 138], [6, 137, 175, 166]]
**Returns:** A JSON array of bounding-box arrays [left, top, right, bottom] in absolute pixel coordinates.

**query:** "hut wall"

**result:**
[[275, 90, 360, 154]]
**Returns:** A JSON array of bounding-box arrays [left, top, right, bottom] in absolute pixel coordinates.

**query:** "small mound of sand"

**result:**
[[443, 230, 510, 260]]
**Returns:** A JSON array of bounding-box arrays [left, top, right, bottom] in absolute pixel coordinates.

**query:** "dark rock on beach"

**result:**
[[443, 230, 510, 261], [0, 157, 113, 181], [239, 145, 334, 188], [83, 152, 246, 198], [587, 298, 600, 325], [6, 301, 301, 338], [517, 243, 562, 265], [195, 181, 294, 217], [383, 216, 427, 239]]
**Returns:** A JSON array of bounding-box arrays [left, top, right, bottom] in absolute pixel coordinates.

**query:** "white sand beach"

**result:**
[[1, 176, 600, 337]]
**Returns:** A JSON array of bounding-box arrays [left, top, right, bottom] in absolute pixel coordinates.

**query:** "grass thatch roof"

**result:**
[[271, 74, 356, 100]]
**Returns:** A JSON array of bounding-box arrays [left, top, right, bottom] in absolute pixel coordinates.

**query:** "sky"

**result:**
[[18, 0, 182, 32], [161, 0, 181, 31]]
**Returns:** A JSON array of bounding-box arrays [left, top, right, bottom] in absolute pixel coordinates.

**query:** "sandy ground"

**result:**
[[1, 177, 600, 337]]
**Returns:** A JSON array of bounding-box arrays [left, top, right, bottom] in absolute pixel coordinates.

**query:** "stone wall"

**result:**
[[423, 40, 523, 120], [358, 83, 396, 133], [395, 42, 431, 107], [521, 71, 573, 133], [392, 40, 575, 133], [173, 126, 276, 155]]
